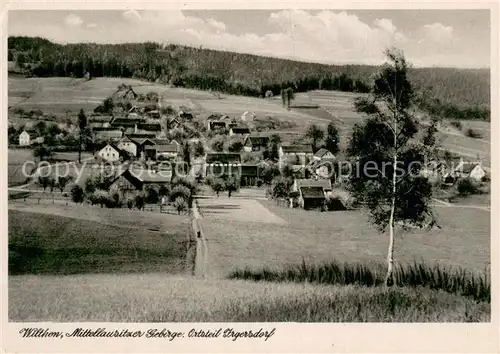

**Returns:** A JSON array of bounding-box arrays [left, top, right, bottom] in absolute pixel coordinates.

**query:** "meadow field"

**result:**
[[8, 148, 94, 187], [8, 273, 490, 322], [197, 198, 490, 278], [8, 206, 192, 275]]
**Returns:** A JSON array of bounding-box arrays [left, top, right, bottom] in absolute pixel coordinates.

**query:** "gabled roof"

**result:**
[[146, 144, 179, 153], [128, 169, 172, 183], [295, 178, 332, 191], [118, 136, 134, 144], [205, 153, 241, 164], [245, 135, 270, 146], [137, 123, 161, 131], [230, 127, 251, 134], [300, 186, 326, 199], [110, 117, 143, 126], [129, 137, 156, 146], [100, 143, 129, 158], [151, 138, 170, 145], [127, 133, 156, 139], [281, 144, 313, 153], [460, 163, 483, 174], [314, 148, 334, 158]]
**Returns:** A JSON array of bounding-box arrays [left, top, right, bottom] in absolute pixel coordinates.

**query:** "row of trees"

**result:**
[[67, 174, 198, 214]]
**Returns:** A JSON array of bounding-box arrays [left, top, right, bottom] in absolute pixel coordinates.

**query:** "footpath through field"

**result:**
[[192, 196, 287, 278]]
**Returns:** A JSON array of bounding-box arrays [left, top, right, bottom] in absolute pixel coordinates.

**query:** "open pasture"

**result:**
[[198, 198, 489, 278], [8, 206, 191, 275]]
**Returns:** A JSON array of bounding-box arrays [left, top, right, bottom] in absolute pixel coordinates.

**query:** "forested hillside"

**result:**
[[8, 36, 490, 120]]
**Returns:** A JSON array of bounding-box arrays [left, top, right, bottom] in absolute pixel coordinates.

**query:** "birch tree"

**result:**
[[346, 49, 438, 286]]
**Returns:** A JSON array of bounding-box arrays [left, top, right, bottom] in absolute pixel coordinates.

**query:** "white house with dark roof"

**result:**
[[97, 143, 130, 163], [453, 162, 486, 182]]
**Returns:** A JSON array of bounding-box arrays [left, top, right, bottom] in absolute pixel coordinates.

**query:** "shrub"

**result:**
[[173, 197, 188, 215], [134, 193, 145, 210], [465, 128, 482, 139], [145, 184, 160, 204], [457, 178, 480, 197], [70, 184, 84, 204], [450, 121, 462, 130], [170, 185, 191, 203]]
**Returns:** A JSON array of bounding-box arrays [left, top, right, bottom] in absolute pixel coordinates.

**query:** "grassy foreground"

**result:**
[[8, 209, 192, 275], [9, 274, 490, 322], [230, 260, 490, 303]]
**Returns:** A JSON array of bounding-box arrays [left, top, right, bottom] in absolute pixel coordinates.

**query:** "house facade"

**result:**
[[97, 144, 129, 163], [204, 153, 242, 179], [289, 178, 332, 209], [241, 111, 256, 122], [19, 130, 31, 146], [243, 136, 270, 152], [279, 144, 314, 166], [117, 136, 138, 157], [110, 169, 172, 198], [454, 163, 486, 182], [229, 126, 251, 136]]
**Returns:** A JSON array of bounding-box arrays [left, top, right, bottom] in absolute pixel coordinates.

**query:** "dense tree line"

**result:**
[[8, 36, 490, 120]]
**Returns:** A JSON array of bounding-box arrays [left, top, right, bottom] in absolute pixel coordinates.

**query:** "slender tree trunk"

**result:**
[[385, 118, 398, 286], [78, 135, 82, 164]]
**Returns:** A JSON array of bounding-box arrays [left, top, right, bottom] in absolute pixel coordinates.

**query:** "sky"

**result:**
[[8, 9, 491, 68]]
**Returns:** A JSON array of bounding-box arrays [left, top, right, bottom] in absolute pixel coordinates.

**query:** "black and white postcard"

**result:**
[[2, 2, 498, 353]]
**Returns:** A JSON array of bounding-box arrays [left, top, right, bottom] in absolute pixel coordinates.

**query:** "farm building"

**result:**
[[145, 144, 179, 161], [453, 162, 486, 182], [167, 117, 181, 129], [289, 179, 338, 210], [204, 153, 242, 178], [279, 144, 314, 166], [313, 148, 335, 161], [127, 133, 157, 139], [229, 126, 251, 136], [110, 168, 172, 198], [147, 110, 160, 119], [117, 136, 138, 157], [129, 137, 156, 160], [243, 136, 270, 152], [128, 106, 141, 118], [137, 123, 162, 133], [97, 143, 130, 163], [291, 186, 326, 210], [93, 127, 123, 142], [110, 117, 144, 127], [241, 111, 256, 122], [18, 130, 32, 146], [208, 120, 227, 131], [239, 164, 264, 187], [206, 114, 231, 130]]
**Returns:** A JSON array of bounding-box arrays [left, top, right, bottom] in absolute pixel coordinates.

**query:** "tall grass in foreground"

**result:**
[[229, 260, 490, 303], [9, 275, 490, 322]]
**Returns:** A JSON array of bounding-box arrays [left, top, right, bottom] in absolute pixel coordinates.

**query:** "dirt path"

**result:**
[[192, 200, 209, 278]]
